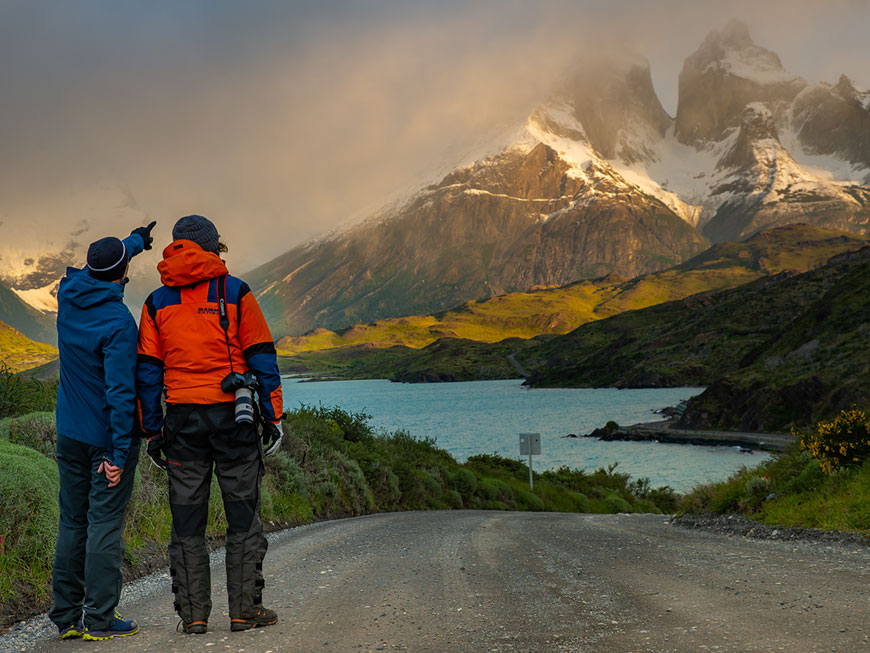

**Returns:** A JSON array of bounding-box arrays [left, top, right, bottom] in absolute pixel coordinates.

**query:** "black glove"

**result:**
[[262, 421, 283, 457], [131, 220, 157, 250], [146, 434, 168, 471]]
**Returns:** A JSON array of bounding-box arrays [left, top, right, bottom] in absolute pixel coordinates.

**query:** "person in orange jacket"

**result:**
[[136, 215, 284, 634]]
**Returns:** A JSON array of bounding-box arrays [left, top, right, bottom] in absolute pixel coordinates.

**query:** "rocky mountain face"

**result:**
[[666, 20, 870, 243], [674, 20, 805, 146], [792, 75, 870, 174], [702, 103, 870, 242], [0, 278, 56, 345], [250, 93, 709, 336], [251, 21, 870, 337]]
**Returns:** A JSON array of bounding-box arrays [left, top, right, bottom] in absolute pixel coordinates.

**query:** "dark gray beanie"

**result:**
[[172, 214, 220, 253], [87, 237, 128, 281]]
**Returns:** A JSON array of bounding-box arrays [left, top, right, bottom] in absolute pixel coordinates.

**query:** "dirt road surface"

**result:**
[[25, 511, 870, 652]]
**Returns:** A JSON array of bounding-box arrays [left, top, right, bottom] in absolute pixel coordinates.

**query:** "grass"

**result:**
[[0, 322, 57, 374], [680, 444, 869, 535], [0, 438, 59, 616]]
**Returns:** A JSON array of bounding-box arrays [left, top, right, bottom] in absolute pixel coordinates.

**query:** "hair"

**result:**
[[217, 242, 228, 254]]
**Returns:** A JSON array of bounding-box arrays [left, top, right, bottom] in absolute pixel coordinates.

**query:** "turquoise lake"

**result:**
[[281, 378, 770, 492]]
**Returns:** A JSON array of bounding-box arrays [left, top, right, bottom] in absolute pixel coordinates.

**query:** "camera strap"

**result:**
[[216, 274, 235, 373]]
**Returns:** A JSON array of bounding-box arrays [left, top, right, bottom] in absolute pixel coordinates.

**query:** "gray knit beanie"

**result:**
[[172, 215, 221, 253]]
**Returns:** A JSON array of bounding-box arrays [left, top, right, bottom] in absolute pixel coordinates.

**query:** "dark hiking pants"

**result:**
[[164, 402, 268, 623], [50, 434, 140, 631]]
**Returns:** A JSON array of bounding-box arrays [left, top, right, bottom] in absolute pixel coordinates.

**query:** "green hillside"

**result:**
[[277, 224, 869, 379], [0, 321, 58, 374], [518, 244, 870, 431]]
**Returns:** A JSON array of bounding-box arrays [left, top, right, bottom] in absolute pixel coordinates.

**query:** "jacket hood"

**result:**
[[59, 267, 126, 309], [158, 239, 228, 287]]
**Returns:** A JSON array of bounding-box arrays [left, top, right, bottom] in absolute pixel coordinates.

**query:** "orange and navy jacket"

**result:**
[[136, 240, 284, 433]]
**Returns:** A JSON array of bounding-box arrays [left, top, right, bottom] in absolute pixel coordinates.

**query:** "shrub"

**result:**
[[605, 420, 620, 432], [449, 468, 477, 498], [604, 493, 633, 514], [795, 406, 870, 473], [477, 478, 500, 501], [744, 475, 769, 498], [708, 481, 745, 514], [445, 489, 463, 509], [781, 459, 826, 495], [0, 438, 59, 614], [633, 499, 662, 514], [516, 490, 544, 511], [309, 405, 374, 443], [362, 460, 402, 510], [266, 451, 309, 495], [490, 479, 515, 505], [567, 491, 590, 512], [0, 412, 56, 457], [0, 365, 58, 418]]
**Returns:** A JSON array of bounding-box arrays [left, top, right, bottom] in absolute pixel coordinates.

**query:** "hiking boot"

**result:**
[[82, 612, 139, 640], [180, 620, 208, 634], [230, 607, 278, 631], [58, 619, 85, 640]]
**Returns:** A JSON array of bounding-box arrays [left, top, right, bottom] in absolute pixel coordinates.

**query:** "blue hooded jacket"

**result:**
[[55, 234, 144, 468]]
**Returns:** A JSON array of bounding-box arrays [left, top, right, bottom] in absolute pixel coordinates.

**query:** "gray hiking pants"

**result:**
[[50, 435, 140, 631], [164, 403, 268, 622]]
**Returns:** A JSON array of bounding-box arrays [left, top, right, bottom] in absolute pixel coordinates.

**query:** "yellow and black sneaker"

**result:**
[[58, 620, 85, 640], [230, 607, 278, 632], [82, 611, 139, 640]]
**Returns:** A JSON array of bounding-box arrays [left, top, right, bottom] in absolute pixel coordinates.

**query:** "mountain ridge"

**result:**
[[251, 20, 870, 338], [276, 224, 868, 382]]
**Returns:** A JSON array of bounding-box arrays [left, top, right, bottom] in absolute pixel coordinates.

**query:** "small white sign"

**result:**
[[519, 433, 541, 456]]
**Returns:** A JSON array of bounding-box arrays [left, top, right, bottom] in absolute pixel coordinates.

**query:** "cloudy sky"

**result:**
[[1, 0, 868, 272]]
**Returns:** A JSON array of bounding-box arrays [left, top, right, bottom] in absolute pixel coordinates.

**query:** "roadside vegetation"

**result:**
[[0, 378, 678, 627], [0, 364, 57, 418], [681, 408, 870, 535]]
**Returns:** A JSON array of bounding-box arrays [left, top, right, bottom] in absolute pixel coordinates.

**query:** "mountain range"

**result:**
[[275, 224, 868, 382], [2, 20, 869, 349], [0, 278, 56, 346], [248, 19, 870, 338]]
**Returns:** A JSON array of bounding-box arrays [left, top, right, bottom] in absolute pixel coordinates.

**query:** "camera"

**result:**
[[220, 371, 259, 424]]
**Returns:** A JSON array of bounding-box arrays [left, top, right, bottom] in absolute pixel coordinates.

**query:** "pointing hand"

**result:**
[[131, 221, 157, 250]]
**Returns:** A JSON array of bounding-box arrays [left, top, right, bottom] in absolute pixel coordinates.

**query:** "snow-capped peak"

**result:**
[[694, 20, 803, 88]]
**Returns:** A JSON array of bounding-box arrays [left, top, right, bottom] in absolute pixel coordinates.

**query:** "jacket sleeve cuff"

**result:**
[[122, 233, 145, 259]]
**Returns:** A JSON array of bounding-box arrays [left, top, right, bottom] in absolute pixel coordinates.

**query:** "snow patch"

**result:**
[[13, 280, 59, 314], [706, 49, 802, 87], [524, 101, 596, 181]]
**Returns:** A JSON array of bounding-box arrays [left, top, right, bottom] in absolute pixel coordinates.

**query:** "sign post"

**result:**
[[518, 433, 541, 490]]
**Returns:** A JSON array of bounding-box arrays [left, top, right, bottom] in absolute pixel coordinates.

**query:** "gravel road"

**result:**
[[6, 511, 869, 652]]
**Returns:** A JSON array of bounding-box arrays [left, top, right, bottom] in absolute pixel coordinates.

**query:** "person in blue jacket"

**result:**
[[49, 220, 156, 641]]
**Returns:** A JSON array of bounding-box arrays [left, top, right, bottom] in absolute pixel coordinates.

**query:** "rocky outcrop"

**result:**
[[675, 20, 805, 145], [562, 56, 672, 164], [792, 76, 870, 176], [702, 103, 870, 242], [678, 375, 826, 432], [252, 141, 708, 336]]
